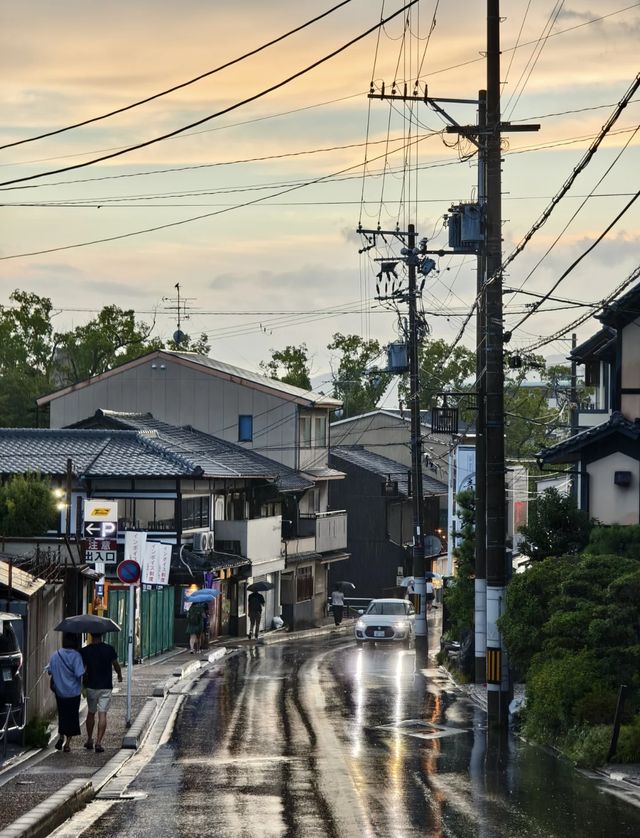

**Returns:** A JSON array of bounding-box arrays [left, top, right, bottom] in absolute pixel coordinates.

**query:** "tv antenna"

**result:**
[[162, 283, 195, 346]]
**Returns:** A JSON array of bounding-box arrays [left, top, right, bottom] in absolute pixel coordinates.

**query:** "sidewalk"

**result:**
[[0, 618, 355, 837]]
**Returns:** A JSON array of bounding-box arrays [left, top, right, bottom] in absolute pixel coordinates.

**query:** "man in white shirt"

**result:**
[[330, 588, 345, 625]]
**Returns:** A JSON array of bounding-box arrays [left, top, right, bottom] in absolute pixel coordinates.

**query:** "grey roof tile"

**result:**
[[72, 411, 314, 492], [331, 445, 448, 496]]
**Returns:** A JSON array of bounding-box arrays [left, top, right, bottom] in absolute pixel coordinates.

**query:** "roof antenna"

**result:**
[[162, 282, 194, 347]]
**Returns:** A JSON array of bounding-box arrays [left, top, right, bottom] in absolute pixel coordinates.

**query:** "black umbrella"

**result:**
[[55, 614, 121, 634], [247, 581, 275, 592], [335, 581, 356, 591]]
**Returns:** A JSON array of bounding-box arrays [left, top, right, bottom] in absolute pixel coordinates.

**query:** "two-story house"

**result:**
[[538, 281, 640, 524], [36, 350, 349, 629]]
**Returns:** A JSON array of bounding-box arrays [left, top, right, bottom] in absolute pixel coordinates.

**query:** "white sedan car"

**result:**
[[354, 598, 416, 647]]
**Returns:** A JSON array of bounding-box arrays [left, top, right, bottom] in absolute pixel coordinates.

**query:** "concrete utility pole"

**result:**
[[407, 223, 427, 657], [475, 90, 487, 686]]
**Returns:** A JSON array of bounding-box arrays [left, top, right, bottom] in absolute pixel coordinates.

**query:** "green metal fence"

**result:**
[[106, 586, 174, 662]]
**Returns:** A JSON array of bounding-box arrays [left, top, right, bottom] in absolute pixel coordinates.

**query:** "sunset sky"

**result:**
[[1, 0, 638, 386]]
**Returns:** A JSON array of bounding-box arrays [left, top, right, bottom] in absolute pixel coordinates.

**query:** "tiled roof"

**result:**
[[570, 326, 616, 363], [71, 410, 314, 492], [331, 445, 448, 496], [0, 429, 198, 478], [597, 281, 640, 329], [537, 412, 640, 464]]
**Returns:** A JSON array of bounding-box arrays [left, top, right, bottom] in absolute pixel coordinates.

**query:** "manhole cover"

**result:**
[[375, 718, 468, 740]]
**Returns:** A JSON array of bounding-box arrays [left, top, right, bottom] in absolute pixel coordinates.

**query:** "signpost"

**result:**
[[83, 501, 119, 567], [122, 532, 145, 728]]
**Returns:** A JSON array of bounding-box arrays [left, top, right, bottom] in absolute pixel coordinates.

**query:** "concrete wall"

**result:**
[[49, 357, 298, 469], [587, 451, 640, 524]]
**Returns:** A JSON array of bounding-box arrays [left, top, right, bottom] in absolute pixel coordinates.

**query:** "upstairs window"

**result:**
[[238, 414, 253, 442], [299, 415, 312, 447], [313, 416, 327, 447]]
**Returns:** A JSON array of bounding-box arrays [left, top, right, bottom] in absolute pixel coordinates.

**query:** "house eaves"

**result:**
[[537, 411, 640, 464]]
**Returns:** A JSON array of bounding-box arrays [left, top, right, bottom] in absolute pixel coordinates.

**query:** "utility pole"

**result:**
[[570, 332, 579, 501], [484, 0, 510, 725], [475, 90, 487, 686], [407, 223, 427, 658], [358, 222, 428, 658]]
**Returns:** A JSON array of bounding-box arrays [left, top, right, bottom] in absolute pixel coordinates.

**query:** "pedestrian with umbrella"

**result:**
[[186, 600, 205, 654], [80, 632, 122, 753], [247, 581, 273, 639], [47, 632, 85, 753]]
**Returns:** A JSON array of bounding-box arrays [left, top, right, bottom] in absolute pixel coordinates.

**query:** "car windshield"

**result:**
[[366, 602, 407, 616]]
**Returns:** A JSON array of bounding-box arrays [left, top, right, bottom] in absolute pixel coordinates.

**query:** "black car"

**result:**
[[0, 616, 24, 711]]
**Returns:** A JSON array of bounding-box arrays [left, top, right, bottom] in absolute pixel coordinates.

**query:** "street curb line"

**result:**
[[0, 778, 92, 838], [122, 697, 159, 749], [171, 659, 200, 679], [260, 622, 354, 645]]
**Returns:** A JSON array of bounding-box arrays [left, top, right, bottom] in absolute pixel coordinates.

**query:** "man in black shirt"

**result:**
[[80, 634, 122, 753], [247, 591, 265, 639]]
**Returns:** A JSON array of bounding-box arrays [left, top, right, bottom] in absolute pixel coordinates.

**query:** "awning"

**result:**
[[285, 551, 322, 564]]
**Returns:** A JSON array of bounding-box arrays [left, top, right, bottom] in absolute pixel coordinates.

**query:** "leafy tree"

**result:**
[[518, 487, 593, 560], [499, 551, 640, 760], [260, 344, 312, 390], [0, 474, 57, 537], [165, 332, 211, 354], [407, 338, 476, 411], [52, 306, 164, 385], [0, 291, 55, 426], [0, 289, 201, 427], [327, 333, 390, 417], [445, 489, 475, 643]]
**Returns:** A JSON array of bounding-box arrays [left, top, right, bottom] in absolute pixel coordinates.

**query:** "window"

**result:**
[[238, 415, 253, 442], [313, 415, 327, 447], [299, 415, 312, 447], [181, 496, 210, 530], [365, 601, 406, 616], [117, 498, 176, 531], [260, 501, 282, 518], [296, 566, 314, 602]]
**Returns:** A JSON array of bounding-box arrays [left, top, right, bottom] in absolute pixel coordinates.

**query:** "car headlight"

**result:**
[[393, 621, 409, 631], [356, 620, 366, 630]]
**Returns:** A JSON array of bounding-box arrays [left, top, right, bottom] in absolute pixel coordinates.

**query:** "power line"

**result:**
[[0, 0, 356, 151], [0, 0, 420, 189], [506, 188, 640, 338]]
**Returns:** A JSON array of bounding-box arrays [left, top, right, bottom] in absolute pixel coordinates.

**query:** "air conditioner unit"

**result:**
[[193, 531, 214, 552]]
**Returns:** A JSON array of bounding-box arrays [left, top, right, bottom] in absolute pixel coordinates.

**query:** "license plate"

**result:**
[[2, 668, 12, 682], [374, 631, 385, 638]]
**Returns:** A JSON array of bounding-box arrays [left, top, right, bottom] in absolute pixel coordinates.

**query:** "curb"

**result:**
[[122, 697, 159, 749], [0, 779, 92, 838], [260, 621, 355, 645]]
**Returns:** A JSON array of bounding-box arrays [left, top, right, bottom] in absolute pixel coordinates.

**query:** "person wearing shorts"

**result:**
[[81, 634, 122, 753]]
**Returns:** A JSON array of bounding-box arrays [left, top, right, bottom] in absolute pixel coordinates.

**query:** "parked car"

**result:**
[[0, 614, 24, 711], [354, 598, 416, 647]]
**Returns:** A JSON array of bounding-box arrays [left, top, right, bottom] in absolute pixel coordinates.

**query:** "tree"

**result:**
[[260, 344, 311, 390], [52, 306, 164, 385], [0, 289, 196, 427], [518, 487, 593, 561], [444, 489, 476, 646], [165, 332, 211, 354], [327, 333, 390, 417], [0, 291, 55, 426], [406, 338, 476, 411], [0, 474, 57, 537]]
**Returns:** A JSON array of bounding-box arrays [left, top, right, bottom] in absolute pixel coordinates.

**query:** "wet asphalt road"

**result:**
[[86, 637, 640, 837]]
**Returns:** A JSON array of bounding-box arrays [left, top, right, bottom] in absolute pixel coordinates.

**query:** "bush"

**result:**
[[564, 725, 610, 768], [524, 650, 604, 741], [24, 716, 50, 749], [587, 525, 640, 561], [573, 687, 620, 726], [616, 716, 640, 763]]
